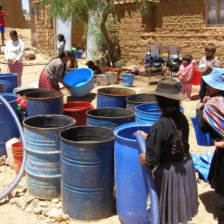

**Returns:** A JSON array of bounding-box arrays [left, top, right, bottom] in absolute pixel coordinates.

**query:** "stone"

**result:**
[[25, 206, 32, 213], [34, 207, 43, 215], [24, 195, 34, 205], [47, 208, 62, 219], [0, 155, 6, 166], [9, 198, 18, 205], [51, 198, 59, 203], [38, 201, 47, 207], [24, 51, 36, 60]]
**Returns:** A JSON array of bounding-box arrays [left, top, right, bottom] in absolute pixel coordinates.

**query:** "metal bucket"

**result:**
[[96, 74, 110, 86], [87, 107, 135, 130], [97, 87, 136, 108], [0, 73, 18, 93], [24, 115, 75, 199], [126, 94, 156, 111], [0, 93, 19, 156], [25, 90, 63, 117], [60, 126, 115, 220], [105, 71, 118, 84]]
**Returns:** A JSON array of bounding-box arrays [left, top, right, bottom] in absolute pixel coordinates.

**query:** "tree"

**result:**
[[41, 0, 157, 66]]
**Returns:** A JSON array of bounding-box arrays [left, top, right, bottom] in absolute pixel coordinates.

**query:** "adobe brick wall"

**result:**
[[116, 0, 224, 72], [1, 0, 24, 28]]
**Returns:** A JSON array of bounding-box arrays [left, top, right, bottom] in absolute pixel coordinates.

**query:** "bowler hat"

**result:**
[[202, 67, 224, 91], [148, 77, 185, 100]]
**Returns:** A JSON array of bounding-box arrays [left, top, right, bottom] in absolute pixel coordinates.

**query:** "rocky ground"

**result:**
[[0, 28, 224, 224]]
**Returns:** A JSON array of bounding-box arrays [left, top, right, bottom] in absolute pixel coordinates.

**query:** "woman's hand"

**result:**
[[214, 140, 224, 148], [196, 101, 204, 110], [139, 153, 147, 165], [137, 130, 148, 141]]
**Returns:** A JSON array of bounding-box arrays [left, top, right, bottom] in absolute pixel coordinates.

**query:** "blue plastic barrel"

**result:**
[[114, 122, 152, 224], [0, 73, 18, 93], [25, 90, 63, 117], [126, 94, 156, 111], [60, 126, 115, 220], [24, 115, 75, 199], [76, 50, 83, 59], [0, 93, 19, 156], [191, 116, 213, 146], [135, 102, 184, 124], [63, 68, 94, 97], [122, 74, 134, 87], [97, 87, 136, 108], [86, 108, 135, 130]]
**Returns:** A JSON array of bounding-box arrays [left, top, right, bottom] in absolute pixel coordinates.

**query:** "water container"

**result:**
[[105, 71, 118, 84], [0, 93, 20, 156], [135, 102, 184, 124], [96, 74, 110, 86], [0, 73, 18, 93], [12, 141, 25, 176], [97, 87, 136, 108], [63, 68, 94, 97], [191, 116, 213, 146], [0, 83, 4, 93], [6, 137, 19, 168], [114, 122, 151, 224], [192, 67, 202, 85], [60, 126, 115, 220], [87, 108, 135, 130], [122, 74, 134, 87], [25, 90, 63, 117], [64, 101, 93, 126], [76, 50, 83, 59], [126, 94, 156, 111], [24, 115, 75, 199], [13, 87, 47, 96]]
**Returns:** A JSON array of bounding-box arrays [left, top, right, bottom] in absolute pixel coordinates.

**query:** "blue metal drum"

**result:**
[[0, 93, 19, 156], [126, 94, 156, 111], [114, 122, 152, 224], [25, 90, 63, 117], [86, 107, 135, 130], [135, 102, 184, 124], [60, 126, 115, 220], [0, 73, 18, 93], [97, 87, 136, 108], [23, 115, 75, 199]]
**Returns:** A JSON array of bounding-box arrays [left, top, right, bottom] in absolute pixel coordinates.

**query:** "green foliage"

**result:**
[[114, 58, 127, 69]]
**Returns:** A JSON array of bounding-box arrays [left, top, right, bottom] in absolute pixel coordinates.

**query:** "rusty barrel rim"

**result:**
[[126, 93, 156, 105], [24, 89, 63, 100], [23, 114, 76, 130], [60, 126, 115, 145], [97, 87, 136, 96], [86, 107, 135, 119]]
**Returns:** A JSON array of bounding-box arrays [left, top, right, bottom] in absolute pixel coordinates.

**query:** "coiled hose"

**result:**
[[132, 132, 160, 224], [0, 95, 25, 200]]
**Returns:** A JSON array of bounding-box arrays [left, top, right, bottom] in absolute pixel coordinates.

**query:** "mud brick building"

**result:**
[[32, 0, 224, 69]]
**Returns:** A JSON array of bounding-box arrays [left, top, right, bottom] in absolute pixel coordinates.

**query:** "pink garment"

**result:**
[[7, 62, 23, 87], [181, 82, 192, 101], [39, 70, 60, 91], [177, 60, 195, 83]]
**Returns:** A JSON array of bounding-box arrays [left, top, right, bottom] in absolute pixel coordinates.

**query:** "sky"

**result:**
[[22, 0, 29, 12]]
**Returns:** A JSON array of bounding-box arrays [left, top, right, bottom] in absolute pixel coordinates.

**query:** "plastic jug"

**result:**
[[6, 138, 19, 169]]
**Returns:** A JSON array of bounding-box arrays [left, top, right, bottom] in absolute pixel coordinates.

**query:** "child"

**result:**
[[67, 52, 78, 71], [176, 54, 195, 101], [199, 43, 219, 102], [0, 3, 7, 46], [86, 61, 101, 74], [57, 34, 65, 55]]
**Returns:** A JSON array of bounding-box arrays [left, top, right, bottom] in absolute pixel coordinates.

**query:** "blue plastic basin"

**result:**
[[63, 68, 94, 97]]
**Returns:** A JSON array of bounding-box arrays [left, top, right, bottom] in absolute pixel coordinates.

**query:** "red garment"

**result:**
[[0, 10, 6, 26], [7, 62, 23, 87], [39, 70, 60, 91]]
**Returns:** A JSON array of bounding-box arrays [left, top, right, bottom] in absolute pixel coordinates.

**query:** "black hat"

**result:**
[[148, 77, 185, 101]]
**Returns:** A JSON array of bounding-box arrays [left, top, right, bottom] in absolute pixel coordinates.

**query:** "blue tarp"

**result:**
[[192, 150, 215, 182]]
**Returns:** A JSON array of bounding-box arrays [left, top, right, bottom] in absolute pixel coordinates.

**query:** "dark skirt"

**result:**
[[208, 147, 224, 196], [154, 153, 198, 224]]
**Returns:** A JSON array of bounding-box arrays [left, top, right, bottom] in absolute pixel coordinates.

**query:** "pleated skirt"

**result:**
[[154, 153, 198, 224]]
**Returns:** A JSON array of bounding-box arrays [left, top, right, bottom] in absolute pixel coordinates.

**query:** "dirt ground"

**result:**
[[0, 28, 223, 224]]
